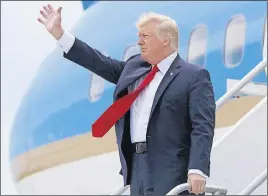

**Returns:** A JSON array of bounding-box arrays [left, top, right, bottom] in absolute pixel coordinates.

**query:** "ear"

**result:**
[[162, 38, 170, 48]]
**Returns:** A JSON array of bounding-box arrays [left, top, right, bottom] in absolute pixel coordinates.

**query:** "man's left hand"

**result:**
[[187, 173, 206, 195]]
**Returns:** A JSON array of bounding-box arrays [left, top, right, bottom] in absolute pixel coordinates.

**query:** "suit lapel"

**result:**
[[149, 55, 182, 121]]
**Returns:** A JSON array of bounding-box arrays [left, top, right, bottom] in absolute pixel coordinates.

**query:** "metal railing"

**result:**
[[110, 184, 228, 195], [216, 60, 267, 110], [166, 183, 228, 195], [238, 169, 267, 195]]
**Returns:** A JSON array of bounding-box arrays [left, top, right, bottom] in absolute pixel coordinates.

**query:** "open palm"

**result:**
[[38, 4, 63, 39]]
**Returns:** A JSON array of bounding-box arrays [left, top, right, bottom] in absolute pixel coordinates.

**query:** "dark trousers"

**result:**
[[130, 152, 154, 196], [129, 151, 205, 196]]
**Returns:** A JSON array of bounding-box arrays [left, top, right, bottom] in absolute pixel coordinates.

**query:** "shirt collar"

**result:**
[[155, 51, 178, 75]]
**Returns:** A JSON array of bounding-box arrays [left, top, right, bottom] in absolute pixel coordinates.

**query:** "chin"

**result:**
[[141, 52, 148, 61]]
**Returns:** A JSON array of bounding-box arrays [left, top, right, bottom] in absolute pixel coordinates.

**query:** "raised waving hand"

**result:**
[[37, 4, 64, 40]]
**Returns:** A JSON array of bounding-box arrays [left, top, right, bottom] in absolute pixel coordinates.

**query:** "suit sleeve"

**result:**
[[188, 69, 216, 177], [63, 37, 125, 84]]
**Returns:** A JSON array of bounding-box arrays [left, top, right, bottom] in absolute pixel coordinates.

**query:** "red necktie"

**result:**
[[92, 65, 159, 137]]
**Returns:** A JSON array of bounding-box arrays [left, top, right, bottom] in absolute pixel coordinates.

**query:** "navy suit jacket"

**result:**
[[63, 38, 216, 195]]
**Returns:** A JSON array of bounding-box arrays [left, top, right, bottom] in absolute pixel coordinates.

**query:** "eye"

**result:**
[[139, 34, 148, 38]]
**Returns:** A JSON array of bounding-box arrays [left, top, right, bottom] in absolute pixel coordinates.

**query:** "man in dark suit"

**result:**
[[38, 4, 215, 195]]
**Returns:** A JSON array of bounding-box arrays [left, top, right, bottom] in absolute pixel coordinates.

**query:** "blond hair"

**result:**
[[136, 12, 179, 51]]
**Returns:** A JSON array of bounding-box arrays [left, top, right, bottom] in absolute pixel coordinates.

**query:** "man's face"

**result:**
[[137, 21, 164, 64]]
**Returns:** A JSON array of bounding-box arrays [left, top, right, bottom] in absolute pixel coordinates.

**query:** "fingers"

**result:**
[[57, 7, 62, 15], [39, 4, 55, 19], [37, 18, 45, 25], [188, 174, 206, 195], [199, 181, 205, 194], [38, 7, 48, 25], [43, 5, 52, 15], [47, 4, 55, 13], [38, 5, 50, 25], [192, 180, 205, 194], [40, 10, 47, 19], [191, 180, 198, 194], [187, 178, 192, 193], [38, 4, 59, 26], [196, 180, 205, 194]]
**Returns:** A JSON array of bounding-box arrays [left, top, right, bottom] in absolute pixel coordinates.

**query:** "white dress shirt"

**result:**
[[57, 31, 208, 179], [128, 52, 177, 143]]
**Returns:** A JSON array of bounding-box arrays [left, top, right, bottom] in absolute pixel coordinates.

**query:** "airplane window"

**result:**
[[88, 52, 107, 102], [187, 24, 208, 67], [224, 15, 246, 68], [122, 44, 140, 61], [88, 73, 105, 102]]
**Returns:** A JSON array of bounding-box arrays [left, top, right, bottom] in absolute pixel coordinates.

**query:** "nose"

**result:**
[[137, 37, 144, 46]]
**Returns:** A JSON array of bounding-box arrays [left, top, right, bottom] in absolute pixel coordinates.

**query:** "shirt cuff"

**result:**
[[188, 169, 208, 180], [57, 31, 75, 54]]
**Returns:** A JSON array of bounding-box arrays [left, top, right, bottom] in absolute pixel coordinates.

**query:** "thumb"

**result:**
[[57, 7, 62, 14]]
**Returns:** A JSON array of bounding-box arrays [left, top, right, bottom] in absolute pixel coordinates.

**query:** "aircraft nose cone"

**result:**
[[8, 2, 140, 193]]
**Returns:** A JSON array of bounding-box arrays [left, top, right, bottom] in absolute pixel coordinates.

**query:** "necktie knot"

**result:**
[[152, 65, 159, 73]]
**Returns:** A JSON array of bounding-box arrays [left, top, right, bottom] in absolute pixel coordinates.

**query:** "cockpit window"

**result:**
[[224, 15, 246, 68], [122, 44, 140, 61], [187, 24, 208, 67]]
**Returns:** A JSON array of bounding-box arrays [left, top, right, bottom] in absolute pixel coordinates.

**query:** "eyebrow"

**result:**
[[138, 32, 150, 37]]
